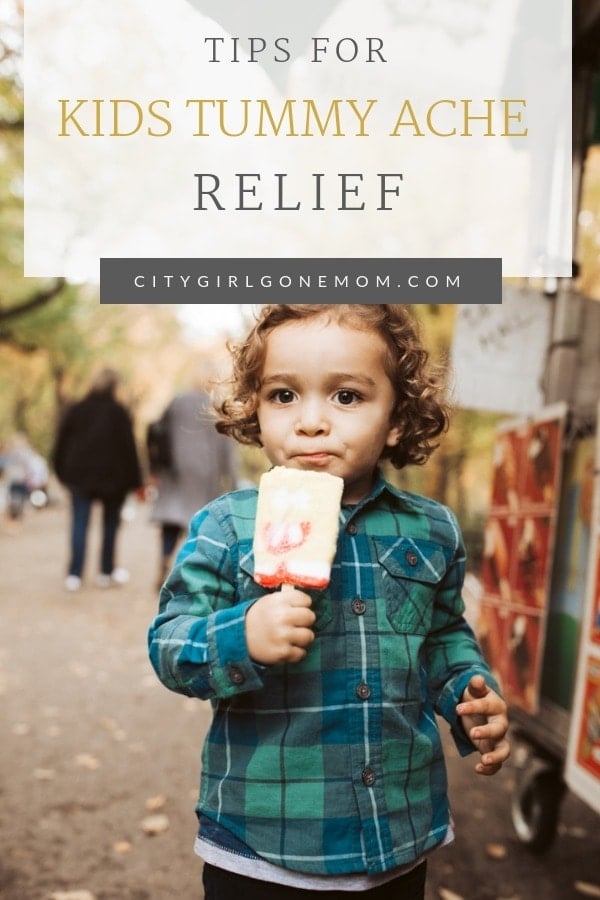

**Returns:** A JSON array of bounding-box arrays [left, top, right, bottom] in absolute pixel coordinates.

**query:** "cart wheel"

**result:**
[[511, 761, 564, 853]]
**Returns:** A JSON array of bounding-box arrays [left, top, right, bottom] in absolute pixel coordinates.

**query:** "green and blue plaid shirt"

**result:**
[[148, 471, 498, 877]]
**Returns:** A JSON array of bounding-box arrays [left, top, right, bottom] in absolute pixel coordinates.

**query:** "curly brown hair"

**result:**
[[214, 304, 449, 469]]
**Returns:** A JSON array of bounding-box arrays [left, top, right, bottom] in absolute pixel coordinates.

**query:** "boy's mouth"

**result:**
[[292, 452, 335, 467]]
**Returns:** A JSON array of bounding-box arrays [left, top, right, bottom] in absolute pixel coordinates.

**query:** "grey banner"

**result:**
[[100, 258, 501, 304]]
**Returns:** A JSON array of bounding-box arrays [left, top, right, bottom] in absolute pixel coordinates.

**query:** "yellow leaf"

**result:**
[[575, 883, 600, 898], [113, 841, 133, 855], [49, 892, 96, 900], [485, 842, 508, 860], [33, 768, 55, 780], [74, 753, 100, 770], [141, 813, 170, 835], [438, 888, 464, 900]]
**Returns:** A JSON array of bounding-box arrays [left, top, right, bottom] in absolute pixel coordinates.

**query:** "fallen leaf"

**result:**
[[12, 722, 31, 735], [99, 717, 118, 731], [49, 892, 96, 900], [141, 813, 170, 835], [69, 662, 90, 678], [127, 742, 146, 754], [113, 841, 133, 854], [438, 888, 464, 900], [145, 794, 166, 811], [98, 717, 126, 741], [575, 882, 600, 898], [74, 753, 100, 770], [33, 768, 56, 780], [485, 842, 508, 860]]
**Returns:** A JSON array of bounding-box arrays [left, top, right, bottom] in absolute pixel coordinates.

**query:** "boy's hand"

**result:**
[[245, 588, 316, 665], [456, 674, 511, 775]]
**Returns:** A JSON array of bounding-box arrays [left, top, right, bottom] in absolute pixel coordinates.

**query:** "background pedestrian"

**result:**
[[52, 367, 143, 591], [1, 431, 48, 520], [149, 366, 238, 589]]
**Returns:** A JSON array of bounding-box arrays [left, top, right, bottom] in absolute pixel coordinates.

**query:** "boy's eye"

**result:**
[[336, 389, 360, 406], [269, 389, 295, 404]]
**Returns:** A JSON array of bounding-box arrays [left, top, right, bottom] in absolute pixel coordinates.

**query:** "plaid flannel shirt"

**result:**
[[148, 471, 498, 876]]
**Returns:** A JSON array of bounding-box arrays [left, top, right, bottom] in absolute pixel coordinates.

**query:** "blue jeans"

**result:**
[[68, 491, 123, 577]]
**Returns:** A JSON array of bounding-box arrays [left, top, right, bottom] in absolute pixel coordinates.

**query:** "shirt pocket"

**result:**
[[373, 537, 449, 634]]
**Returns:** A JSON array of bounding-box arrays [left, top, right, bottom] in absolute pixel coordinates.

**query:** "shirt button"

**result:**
[[228, 665, 245, 685], [347, 523, 357, 535], [405, 551, 419, 567], [361, 768, 376, 787], [356, 682, 371, 700], [351, 598, 366, 615]]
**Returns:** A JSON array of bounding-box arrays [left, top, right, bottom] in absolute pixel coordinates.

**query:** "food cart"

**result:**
[[476, 396, 600, 850]]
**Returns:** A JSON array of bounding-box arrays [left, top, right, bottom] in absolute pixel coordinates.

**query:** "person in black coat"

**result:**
[[52, 368, 142, 591]]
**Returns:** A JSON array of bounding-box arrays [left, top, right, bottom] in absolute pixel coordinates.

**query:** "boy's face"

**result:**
[[256, 316, 401, 504]]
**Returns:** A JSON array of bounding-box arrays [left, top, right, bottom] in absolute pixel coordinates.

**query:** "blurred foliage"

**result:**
[[385, 305, 502, 569], [0, 62, 194, 461], [0, 3, 209, 463], [577, 145, 600, 299]]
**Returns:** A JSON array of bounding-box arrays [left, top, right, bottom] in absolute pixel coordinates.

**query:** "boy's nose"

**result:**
[[294, 400, 330, 435]]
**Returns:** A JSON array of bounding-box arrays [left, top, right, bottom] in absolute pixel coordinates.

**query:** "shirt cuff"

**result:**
[[207, 599, 265, 696], [438, 668, 501, 757]]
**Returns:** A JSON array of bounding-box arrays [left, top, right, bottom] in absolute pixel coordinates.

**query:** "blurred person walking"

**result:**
[[1, 432, 48, 520], [148, 369, 238, 589], [52, 368, 143, 592]]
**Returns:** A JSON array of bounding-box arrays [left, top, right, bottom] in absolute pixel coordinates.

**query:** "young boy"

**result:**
[[148, 304, 510, 899]]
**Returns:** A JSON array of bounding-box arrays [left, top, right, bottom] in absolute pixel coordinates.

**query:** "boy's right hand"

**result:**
[[245, 588, 316, 665]]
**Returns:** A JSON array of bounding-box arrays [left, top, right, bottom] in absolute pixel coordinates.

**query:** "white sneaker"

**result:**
[[111, 567, 130, 585], [96, 568, 130, 588], [65, 575, 82, 592]]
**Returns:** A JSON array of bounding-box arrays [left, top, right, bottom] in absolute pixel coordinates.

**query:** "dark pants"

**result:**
[[161, 522, 183, 559], [202, 861, 427, 900], [8, 482, 29, 519], [69, 491, 123, 577]]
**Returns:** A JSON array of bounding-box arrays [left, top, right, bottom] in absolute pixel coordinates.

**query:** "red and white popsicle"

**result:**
[[253, 466, 344, 589]]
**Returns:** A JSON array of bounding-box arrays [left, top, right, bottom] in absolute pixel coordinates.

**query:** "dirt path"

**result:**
[[1, 493, 211, 900], [1, 491, 598, 899]]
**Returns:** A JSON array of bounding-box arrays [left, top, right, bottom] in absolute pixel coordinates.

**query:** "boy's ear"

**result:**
[[386, 424, 402, 447]]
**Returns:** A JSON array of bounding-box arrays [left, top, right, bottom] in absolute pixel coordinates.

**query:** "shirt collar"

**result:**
[[342, 469, 425, 517]]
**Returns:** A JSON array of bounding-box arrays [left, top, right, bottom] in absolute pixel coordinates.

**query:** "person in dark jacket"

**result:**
[[52, 368, 142, 592]]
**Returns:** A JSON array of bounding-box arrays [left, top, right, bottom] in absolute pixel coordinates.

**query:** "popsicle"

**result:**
[[253, 466, 344, 589]]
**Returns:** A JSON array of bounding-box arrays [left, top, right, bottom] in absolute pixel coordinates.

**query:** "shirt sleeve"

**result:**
[[423, 506, 501, 756], [147, 502, 265, 700]]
